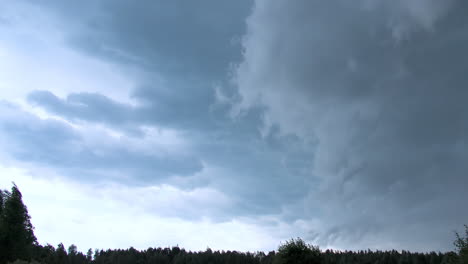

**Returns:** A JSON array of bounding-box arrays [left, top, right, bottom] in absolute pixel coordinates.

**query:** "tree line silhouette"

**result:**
[[1, 184, 467, 264]]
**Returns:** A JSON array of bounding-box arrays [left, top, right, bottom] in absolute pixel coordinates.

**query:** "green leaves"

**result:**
[[274, 238, 321, 264]]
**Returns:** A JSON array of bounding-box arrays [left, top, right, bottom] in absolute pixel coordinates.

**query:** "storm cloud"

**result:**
[[0, 0, 467, 253], [235, 0, 468, 251], [0, 101, 203, 183]]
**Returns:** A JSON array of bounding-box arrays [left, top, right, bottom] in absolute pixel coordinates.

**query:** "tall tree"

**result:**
[[0, 189, 6, 264], [0, 190, 4, 217], [455, 225, 468, 264], [0, 184, 37, 263], [56, 243, 68, 264], [86, 249, 93, 262]]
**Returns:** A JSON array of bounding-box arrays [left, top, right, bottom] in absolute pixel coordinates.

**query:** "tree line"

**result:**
[[1, 184, 467, 264]]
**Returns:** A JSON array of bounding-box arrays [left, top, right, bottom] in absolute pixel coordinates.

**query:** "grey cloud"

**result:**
[[23, 0, 252, 80], [17, 0, 288, 211], [12, 0, 468, 249], [0, 101, 79, 163], [27, 89, 316, 218], [0, 101, 203, 183], [19, 0, 254, 135], [191, 121, 317, 217], [27, 90, 143, 135], [28, 90, 134, 123], [235, 0, 468, 251], [28, 86, 220, 133], [4, 0, 326, 231]]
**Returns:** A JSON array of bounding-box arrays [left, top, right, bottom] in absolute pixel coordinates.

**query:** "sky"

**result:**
[[1, 0, 467, 253]]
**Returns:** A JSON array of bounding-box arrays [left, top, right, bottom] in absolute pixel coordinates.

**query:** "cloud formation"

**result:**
[[1, 0, 467, 253], [0, 101, 203, 183], [235, 0, 468, 251]]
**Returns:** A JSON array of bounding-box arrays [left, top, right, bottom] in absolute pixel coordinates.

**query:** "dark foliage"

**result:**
[[455, 225, 468, 264], [0, 184, 37, 264], [28, 243, 460, 264], [274, 238, 320, 264]]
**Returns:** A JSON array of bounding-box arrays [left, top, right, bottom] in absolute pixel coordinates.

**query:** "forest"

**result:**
[[1, 184, 467, 264]]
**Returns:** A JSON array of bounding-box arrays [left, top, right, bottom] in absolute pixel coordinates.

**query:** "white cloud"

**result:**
[[0, 2, 136, 105], [0, 164, 307, 252]]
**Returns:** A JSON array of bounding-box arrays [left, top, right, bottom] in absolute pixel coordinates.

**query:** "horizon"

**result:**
[[1, 0, 468, 254]]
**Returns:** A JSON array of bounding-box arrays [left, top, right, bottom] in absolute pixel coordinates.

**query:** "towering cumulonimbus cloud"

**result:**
[[234, 0, 468, 250]]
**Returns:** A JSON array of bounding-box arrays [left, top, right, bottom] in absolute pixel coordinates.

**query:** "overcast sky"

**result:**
[[1, 0, 467, 253]]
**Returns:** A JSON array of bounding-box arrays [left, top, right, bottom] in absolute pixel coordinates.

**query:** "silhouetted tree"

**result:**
[[0, 189, 6, 264], [455, 225, 468, 264], [274, 238, 321, 264], [0, 184, 37, 263], [56, 243, 68, 264], [0, 190, 4, 217], [86, 249, 93, 262]]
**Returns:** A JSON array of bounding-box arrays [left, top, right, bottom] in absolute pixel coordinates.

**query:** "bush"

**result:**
[[274, 238, 321, 264]]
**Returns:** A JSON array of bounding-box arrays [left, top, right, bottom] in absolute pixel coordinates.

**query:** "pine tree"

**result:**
[[0, 189, 6, 264], [0, 184, 37, 263], [0, 190, 4, 217], [86, 249, 93, 262]]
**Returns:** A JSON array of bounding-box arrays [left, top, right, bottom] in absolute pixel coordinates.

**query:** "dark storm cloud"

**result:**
[[27, 90, 139, 133], [28, 85, 221, 133], [20, 1, 312, 217], [10, 0, 468, 250], [27, 88, 316, 217], [24, 0, 252, 80], [20, 0, 316, 213], [0, 101, 203, 183], [235, 0, 468, 251], [20, 0, 254, 137], [21, 0, 253, 133], [189, 115, 317, 216]]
